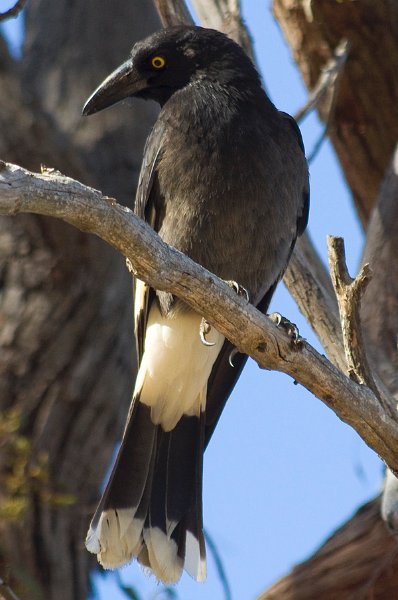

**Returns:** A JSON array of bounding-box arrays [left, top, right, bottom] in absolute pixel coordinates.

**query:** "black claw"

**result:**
[[225, 280, 250, 302], [268, 312, 301, 344]]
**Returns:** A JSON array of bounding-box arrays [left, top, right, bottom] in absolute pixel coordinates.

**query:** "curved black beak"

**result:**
[[82, 59, 148, 116]]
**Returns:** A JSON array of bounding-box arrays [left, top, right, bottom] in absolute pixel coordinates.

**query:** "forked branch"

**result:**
[[328, 236, 394, 414]]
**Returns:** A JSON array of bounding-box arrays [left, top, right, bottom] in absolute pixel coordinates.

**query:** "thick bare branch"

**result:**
[[1, 160, 398, 472], [153, 0, 193, 26], [190, 0, 254, 57], [154, 0, 254, 59]]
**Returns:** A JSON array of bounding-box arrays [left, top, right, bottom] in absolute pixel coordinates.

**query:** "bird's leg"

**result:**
[[268, 312, 301, 344]]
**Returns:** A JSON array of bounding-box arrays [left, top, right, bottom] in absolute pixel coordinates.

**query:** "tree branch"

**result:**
[[0, 578, 21, 600], [153, 0, 193, 26], [328, 237, 373, 383], [284, 234, 345, 371], [294, 38, 350, 124], [154, 0, 254, 60], [328, 235, 394, 415], [1, 160, 398, 472], [190, 0, 254, 58]]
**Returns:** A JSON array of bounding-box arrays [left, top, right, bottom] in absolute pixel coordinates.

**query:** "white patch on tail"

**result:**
[[134, 304, 224, 431], [144, 527, 183, 583], [85, 509, 144, 569], [185, 530, 207, 582]]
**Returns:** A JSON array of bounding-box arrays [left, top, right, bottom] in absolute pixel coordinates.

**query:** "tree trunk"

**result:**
[[273, 0, 398, 226], [259, 498, 398, 600], [0, 2, 160, 599]]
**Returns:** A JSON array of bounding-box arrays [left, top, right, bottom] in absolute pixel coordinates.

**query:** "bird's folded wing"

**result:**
[[133, 119, 166, 362]]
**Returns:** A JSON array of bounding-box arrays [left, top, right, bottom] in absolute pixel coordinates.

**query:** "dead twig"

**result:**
[[294, 39, 350, 123], [328, 236, 393, 414], [0, 578, 22, 600], [307, 40, 350, 163], [205, 529, 232, 600]]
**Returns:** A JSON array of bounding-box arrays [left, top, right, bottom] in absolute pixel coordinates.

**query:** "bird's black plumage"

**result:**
[[83, 25, 309, 583]]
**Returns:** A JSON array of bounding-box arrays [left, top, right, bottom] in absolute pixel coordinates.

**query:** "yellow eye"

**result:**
[[151, 56, 166, 69]]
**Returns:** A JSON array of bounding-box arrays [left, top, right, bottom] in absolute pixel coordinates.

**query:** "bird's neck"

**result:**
[[162, 78, 276, 124]]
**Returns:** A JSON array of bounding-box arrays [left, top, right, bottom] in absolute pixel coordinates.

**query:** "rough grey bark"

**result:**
[[361, 146, 398, 396]]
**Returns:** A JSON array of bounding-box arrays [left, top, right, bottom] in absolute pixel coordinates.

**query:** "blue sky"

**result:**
[[2, 2, 383, 599]]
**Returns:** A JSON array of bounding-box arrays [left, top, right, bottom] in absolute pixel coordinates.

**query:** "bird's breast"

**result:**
[[156, 96, 303, 303]]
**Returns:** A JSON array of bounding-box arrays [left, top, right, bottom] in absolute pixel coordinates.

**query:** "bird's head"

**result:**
[[83, 25, 260, 114]]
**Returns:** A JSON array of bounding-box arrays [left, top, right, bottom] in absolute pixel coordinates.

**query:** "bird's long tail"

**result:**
[[86, 304, 224, 583], [85, 400, 206, 583]]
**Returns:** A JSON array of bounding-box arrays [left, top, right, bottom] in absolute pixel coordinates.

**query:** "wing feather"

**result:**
[[133, 121, 165, 363], [205, 114, 309, 446]]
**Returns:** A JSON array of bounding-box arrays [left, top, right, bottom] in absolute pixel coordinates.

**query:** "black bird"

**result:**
[[83, 25, 309, 584]]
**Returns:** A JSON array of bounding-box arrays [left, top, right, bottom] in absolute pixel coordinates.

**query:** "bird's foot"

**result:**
[[268, 312, 301, 345], [224, 281, 248, 361], [200, 318, 216, 347], [200, 281, 249, 348], [224, 280, 250, 302]]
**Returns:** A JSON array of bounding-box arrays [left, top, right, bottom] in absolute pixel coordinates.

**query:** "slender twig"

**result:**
[[205, 529, 232, 600], [294, 39, 350, 123], [0, 0, 27, 21], [0, 578, 22, 600], [301, 39, 350, 162], [114, 570, 142, 599]]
